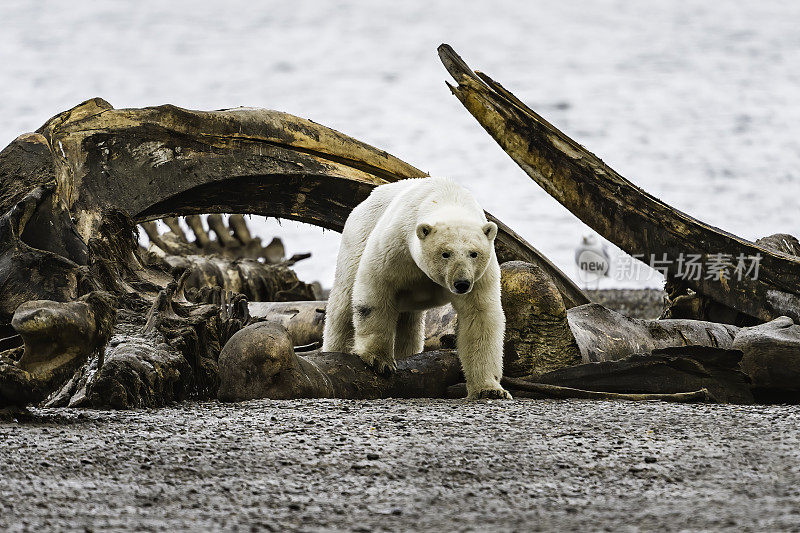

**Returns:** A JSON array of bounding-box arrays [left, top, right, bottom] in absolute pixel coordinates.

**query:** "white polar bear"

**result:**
[[322, 177, 511, 400]]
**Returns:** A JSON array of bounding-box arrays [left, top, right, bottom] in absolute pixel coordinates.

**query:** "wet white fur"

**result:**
[[322, 177, 510, 399]]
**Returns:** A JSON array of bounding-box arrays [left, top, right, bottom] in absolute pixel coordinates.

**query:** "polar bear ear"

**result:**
[[482, 222, 498, 240], [416, 223, 433, 240]]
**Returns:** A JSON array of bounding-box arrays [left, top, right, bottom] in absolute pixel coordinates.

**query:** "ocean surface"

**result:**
[[2, 0, 798, 289]]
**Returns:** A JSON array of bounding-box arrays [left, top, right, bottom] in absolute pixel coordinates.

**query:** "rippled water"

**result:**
[[2, 0, 798, 288]]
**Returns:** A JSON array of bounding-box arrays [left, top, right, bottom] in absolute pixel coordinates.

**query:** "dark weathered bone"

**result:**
[[144, 214, 291, 264], [663, 234, 800, 324], [185, 215, 212, 248], [756, 234, 800, 258], [733, 317, 800, 400], [141, 220, 194, 256], [0, 291, 115, 405], [500, 261, 582, 376], [162, 217, 189, 243], [4, 95, 794, 407], [438, 44, 800, 322], [140, 221, 167, 250], [0, 98, 584, 407], [0, 133, 56, 215], [531, 346, 753, 404], [48, 282, 250, 409], [247, 301, 326, 348], [569, 304, 739, 363], [263, 237, 287, 264], [217, 321, 463, 401], [206, 214, 239, 248], [500, 377, 713, 403], [228, 214, 252, 245], [0, 186, 86, 323]]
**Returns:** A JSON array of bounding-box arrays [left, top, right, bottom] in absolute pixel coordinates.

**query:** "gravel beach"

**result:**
[[3, 399, 799, 532]]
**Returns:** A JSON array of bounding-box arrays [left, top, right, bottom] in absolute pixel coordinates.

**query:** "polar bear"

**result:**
[[322, 177, 511, 400]]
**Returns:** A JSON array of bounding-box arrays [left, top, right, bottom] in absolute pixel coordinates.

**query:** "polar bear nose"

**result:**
[[453, 279, 471, 293]]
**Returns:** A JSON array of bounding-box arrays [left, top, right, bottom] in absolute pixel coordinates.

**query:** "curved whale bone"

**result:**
[[0, 97, 587, 342], [663, 233, 800, 324], [438, 43, 800, 323], [7, 97, 584, 306]]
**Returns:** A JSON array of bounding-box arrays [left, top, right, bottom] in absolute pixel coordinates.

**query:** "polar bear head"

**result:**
[[413, 220, 498, 294]]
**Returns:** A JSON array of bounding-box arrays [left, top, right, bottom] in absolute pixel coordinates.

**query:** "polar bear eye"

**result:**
[[470, 252, 478, 258], [442, 252, 450, 258]]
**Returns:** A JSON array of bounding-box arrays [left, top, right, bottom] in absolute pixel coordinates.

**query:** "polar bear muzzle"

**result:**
[[453, 279, 471, 293]]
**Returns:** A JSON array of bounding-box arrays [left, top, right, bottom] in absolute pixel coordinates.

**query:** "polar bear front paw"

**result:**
[[358, 352, 397, 376], [469, 387, 513, 401], [372, 359, 398, 376]]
